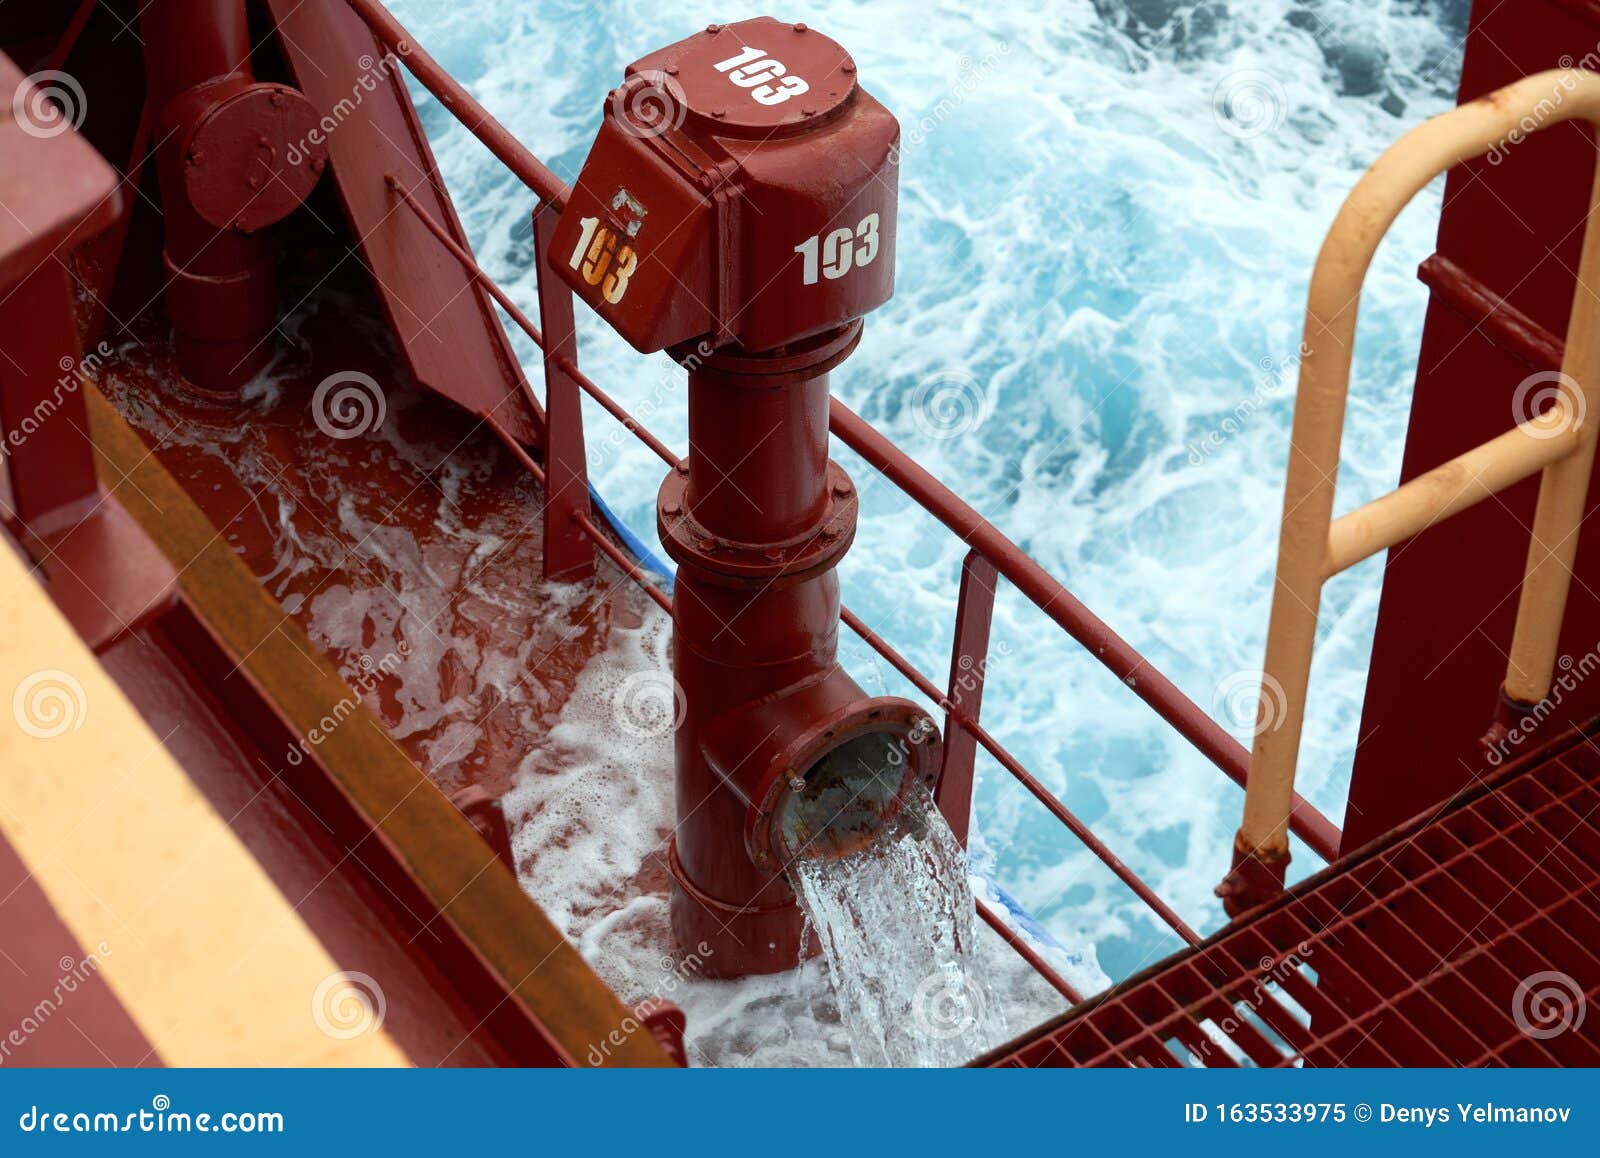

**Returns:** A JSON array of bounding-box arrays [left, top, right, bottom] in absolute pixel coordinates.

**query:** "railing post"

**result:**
[[531, 199, 593, 582], [1221, 69, 1600, 916], [938, 551, 999, 846], [1504, 156, 1600, 705]]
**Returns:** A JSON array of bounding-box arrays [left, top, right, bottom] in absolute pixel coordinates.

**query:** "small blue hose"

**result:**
[[588, 481, 674, 595], [971, 869, 1077, 959]]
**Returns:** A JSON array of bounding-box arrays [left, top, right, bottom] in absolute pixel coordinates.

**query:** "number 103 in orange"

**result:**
[[568, 217, 638, 304]]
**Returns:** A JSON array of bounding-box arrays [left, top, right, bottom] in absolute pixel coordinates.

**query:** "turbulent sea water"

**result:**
[[387, 0, 1469, 1044]]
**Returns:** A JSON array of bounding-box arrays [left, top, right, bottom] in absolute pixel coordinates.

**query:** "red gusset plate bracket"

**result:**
[[532, 200, 594, 582], [262, 0, 542, 445], [937, 550, 999, 846]]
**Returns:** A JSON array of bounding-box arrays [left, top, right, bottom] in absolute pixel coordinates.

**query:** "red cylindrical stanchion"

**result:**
[[551, 18, 918, 978], [140, 0, 324, 394]]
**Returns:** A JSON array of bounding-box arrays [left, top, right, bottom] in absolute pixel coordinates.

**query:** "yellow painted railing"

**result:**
[[1226, 70, 1600, 903]]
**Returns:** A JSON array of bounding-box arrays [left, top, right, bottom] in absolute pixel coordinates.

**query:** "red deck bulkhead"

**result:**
[[552, 18, 941, 975]]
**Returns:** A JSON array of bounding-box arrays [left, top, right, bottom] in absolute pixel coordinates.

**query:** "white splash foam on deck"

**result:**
[[501, 612, 1106, 1066]]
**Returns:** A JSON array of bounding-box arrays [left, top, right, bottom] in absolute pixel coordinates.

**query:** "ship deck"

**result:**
[[9, 265, 1082, 1067], [0, 265, 673, 1066]]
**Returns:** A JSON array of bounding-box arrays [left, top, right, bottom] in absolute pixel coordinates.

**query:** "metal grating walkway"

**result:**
[[983, 721, 1600, 1067]]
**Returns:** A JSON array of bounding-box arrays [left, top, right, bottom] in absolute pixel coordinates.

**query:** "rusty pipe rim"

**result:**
[[744, 699, 940, 874]]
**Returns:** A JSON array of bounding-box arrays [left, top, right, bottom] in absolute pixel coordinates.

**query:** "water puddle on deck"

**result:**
[[789, 785, 1007, 1067]]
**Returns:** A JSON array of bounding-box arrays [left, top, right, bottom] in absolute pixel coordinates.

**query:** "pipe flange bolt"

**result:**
[[657, 461, 857, 585]]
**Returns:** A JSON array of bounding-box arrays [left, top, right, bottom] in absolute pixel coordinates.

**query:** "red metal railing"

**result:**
[[344, 0, 1343, 1005]]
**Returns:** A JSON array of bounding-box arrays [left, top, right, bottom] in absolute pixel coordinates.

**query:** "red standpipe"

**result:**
[[660, 329, 939, 976], [553, 18, 935, 976], [140, 0, 324, 394]]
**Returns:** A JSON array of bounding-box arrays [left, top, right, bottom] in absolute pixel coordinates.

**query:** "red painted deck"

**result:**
[[95, 272, 643, 807], [8, 0, 1600, 1068]]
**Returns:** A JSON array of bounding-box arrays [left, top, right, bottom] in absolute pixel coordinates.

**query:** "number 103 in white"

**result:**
[[794, 213, 880, 285]]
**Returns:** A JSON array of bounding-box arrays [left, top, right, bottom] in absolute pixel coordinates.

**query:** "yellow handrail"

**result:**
[[1221, 69, 1600, 912]]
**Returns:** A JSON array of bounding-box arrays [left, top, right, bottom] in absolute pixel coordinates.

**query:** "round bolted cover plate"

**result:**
[[184, 83, 325, 233], [632, 18, 858, 136]]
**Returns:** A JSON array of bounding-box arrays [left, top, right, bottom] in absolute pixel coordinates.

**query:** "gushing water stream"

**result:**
[[790, 785, 1006, 1067]]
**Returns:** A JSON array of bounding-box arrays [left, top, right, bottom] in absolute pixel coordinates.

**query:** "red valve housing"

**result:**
[[549, 17, 899, 354]]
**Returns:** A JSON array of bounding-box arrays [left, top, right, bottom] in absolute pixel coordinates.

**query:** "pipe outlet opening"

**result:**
[[772, 723, 937, 865]]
